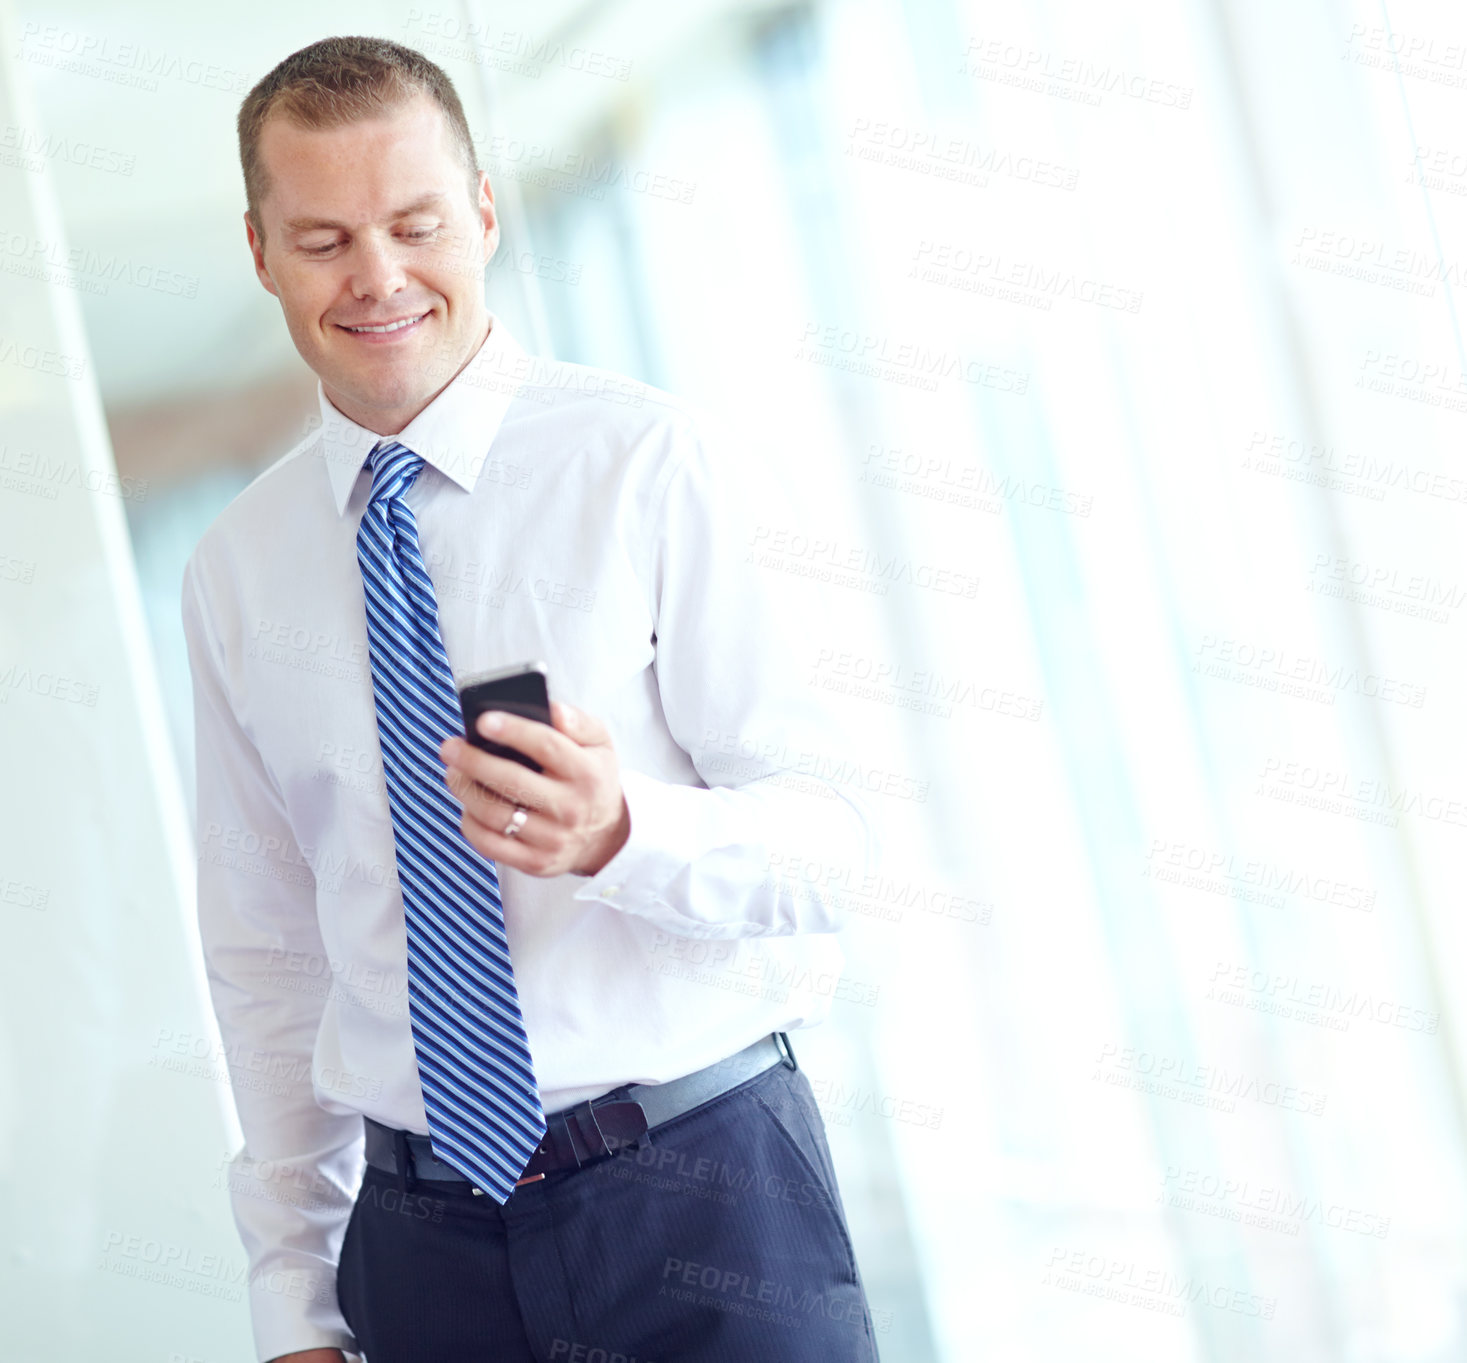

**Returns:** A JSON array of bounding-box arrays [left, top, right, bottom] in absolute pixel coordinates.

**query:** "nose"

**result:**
[[348, 230, 408, 303]]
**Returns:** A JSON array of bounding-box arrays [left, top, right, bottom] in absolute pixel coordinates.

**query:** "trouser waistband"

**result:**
[[363, 1031, 798, 1193]]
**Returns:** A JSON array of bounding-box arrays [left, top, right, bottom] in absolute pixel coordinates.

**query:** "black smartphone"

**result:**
[[456, 661, 552, 772]]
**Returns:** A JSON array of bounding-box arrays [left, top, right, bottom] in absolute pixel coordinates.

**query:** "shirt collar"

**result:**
[[318, 311, 530, 516]]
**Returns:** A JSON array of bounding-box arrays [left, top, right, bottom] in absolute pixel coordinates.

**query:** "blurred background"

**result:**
[[3, 0, 1466, 1358]]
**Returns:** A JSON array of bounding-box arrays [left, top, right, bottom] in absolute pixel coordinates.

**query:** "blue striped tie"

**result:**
[[356, 438, 546, 1199]]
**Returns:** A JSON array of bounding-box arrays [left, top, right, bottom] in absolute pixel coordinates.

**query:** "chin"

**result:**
[[363, 379, 424, 411], [325, 366, 409, 408]]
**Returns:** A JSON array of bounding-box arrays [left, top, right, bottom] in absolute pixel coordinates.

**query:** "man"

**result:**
[[183, 34, 879, 1363]]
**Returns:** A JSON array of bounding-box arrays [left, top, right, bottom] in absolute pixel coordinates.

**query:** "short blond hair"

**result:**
[[238, 35, 478, 241]]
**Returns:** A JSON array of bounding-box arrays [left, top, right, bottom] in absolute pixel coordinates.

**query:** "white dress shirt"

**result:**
[[180, 314, 876, 1360]]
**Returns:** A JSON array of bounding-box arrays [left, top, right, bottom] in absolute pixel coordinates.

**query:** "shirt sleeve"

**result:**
[[182, 552, 363, 1362], [571, 410, 881, 938]]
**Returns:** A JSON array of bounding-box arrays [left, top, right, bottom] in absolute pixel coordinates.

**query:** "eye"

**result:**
[[301, 241, 340, 257], [401, 227, 439, 242]]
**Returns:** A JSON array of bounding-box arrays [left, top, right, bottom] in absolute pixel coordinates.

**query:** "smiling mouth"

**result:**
[[340, 312, 429, 334]]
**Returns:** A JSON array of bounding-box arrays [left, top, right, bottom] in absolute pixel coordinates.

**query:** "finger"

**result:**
[[461, 810, 558, 875], [441, 733, 562, 808], [440, 744, 561, 821], [550, 698, 611, 747], [461, 797, 555, 851], [447, 766, 555, 837], [469, 709, 582, 777]]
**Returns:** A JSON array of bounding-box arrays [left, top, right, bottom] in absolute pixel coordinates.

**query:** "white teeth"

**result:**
[[346, 314, 424, 333]]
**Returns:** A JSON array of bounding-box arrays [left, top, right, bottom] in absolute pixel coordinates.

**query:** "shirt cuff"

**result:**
[[251, 1291, 356, 1363], [245, 1244, 360, 1363], [571, 766, 688, 916]]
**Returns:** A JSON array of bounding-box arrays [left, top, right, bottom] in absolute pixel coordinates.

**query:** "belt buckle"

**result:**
[[578, 1097, 648, 1159]]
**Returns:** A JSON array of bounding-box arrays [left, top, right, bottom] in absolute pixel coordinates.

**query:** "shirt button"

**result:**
[[472, 1187, 483, 1196], [603, 884, 621, 897]]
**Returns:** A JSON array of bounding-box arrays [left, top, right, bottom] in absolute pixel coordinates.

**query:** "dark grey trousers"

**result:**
[[336, 1056, 880, 1362]]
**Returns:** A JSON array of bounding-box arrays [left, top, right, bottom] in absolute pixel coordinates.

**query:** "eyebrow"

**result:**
[[282, 194, 449, 233]]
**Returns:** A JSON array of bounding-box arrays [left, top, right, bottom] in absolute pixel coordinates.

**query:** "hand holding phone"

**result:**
[[445, 660, 631, 877], [457, 661, 553, 772]]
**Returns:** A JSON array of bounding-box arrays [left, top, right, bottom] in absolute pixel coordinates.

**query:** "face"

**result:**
[[246, 93, 496, 434]]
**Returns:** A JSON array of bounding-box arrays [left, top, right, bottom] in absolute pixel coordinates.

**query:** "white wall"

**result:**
[[0, 3, 252, 1356]]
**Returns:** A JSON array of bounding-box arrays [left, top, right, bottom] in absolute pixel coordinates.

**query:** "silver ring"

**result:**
[[502, 806, 529, 839]]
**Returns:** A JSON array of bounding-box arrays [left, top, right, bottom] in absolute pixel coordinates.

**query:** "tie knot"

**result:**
[[367, 440, 425, 504]]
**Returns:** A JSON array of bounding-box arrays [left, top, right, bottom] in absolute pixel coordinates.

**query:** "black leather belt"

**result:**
[[363, 1032, 796, 1193]]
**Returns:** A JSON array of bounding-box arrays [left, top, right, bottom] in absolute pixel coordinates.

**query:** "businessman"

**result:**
[[182, 33, 879, 1363]]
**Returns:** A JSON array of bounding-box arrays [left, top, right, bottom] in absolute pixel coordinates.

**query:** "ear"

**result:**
[[477, 170, 499, 267], [245, 211, 279, 298]]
